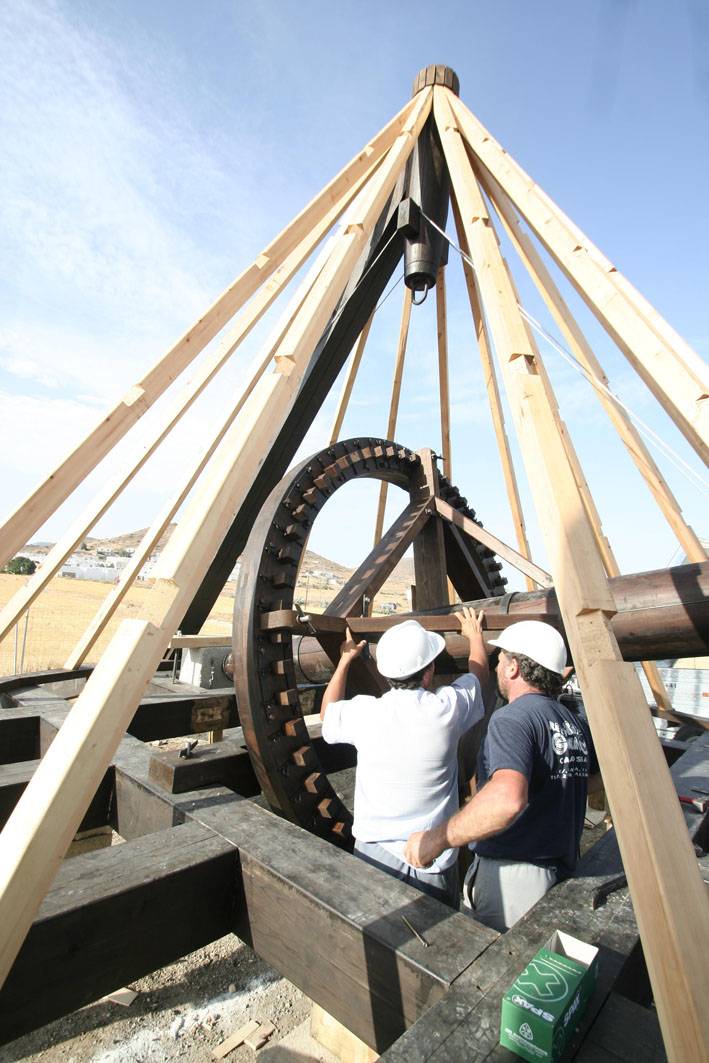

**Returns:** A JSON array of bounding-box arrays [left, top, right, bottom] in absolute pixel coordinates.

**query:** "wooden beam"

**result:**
[[445, 88, 709, 464], [451, 196, 536, 592], [0, 87, 434, 990], [329, 312, 374, 444], [373, 288, 413, 546], [436, 87, 709, 1060], [64, 222, 342, 668], [433, 497, 552, 587], [411, 450, 449, 610], [0, 97, 420, 569], [326, 499, 431, 618], [0, 169, 373, 650], [435, 267, 452, 481], [480, 167, 706, 565], [495, 249, 672, 709]]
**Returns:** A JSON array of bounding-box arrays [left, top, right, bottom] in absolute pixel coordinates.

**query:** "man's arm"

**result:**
[[320, 630, 367, 721], [459, 606, 488, 685], [404, 769, 528, 867]]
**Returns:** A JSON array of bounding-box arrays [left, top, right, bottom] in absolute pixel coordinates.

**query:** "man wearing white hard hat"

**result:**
[[320, 607, 488, 905], [405, 620, 598, 930]]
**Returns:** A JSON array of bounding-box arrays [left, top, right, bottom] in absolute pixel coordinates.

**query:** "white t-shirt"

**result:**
[[321, 674, 483, 872]]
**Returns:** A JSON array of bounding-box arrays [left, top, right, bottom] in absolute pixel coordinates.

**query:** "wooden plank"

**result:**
[[64, 223, 343, 668], [445, 88, 709, 463], [435, 267, 452, 482], [326, 499, 431, 617], [127, 693, 238, 742], [0, 761, 113, 833], [0, 93, 435, 987], [437, 89, 709, 1060], [482, 168, 706, 564], [311, 1005, 379, 1062], [193, 798, 497, 1053], [0, 96, 419, 568], [434, 497, 552, 587], [0, 715, 40, 765], [451, 196, 535, 591], [329, 312, 375, 444], [373, 289, 414, 546], [0, 821, 236, 1044], [213, 1020, 261, 1059]]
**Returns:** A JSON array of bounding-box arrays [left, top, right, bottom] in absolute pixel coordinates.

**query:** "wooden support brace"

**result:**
[[373, 288, 413, 546], [433, 497, 552, 587], [410, 450, 449, 610], [0, 87, 434, 988], [451, 196, 536, 591], [445, 88, 709, 463], [329, 312, 375, 444], [480, 168, 706, 565], [435, 267, 452, 482], [0, 166, 374, 651], [0, 96, 421, 568]]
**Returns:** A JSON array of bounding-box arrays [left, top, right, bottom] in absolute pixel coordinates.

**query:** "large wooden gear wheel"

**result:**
[[232, 437, 507, 848]]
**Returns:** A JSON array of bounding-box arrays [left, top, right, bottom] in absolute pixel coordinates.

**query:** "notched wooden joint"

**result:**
[[275, 355, 296, 376], [256, 254, 270, 269]]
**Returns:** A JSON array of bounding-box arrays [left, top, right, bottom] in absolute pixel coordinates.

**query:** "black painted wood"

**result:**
[[0, 822, 235, 1044]]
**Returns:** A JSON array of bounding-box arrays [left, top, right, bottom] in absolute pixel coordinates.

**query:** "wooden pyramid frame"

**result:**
[[0, 65, 707, 1058]]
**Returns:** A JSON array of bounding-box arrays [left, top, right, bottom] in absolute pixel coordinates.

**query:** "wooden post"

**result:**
[[445, 88, 709, 465], [329, 313, 374, 444], [0, 96, 420, 569], [451, 198, 537, 591], [373, 288, 413, 545], [64, 229, 342, 668], [435, 267, 452, 481], [411, 450, 449, 610], [0, 87, 434, 990], [436, 86, 709, 1061], [0, 176, 372, 650], [481, 169, 706, 564]]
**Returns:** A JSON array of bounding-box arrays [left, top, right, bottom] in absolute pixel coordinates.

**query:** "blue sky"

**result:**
[[0, 0, 706, 589]]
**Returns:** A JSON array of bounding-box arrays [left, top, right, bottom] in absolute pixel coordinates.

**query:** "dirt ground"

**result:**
[[0, 934, 339, 1063]]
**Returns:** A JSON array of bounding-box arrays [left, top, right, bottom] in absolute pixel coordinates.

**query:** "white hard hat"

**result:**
[[376, 620, 445, 679], [488, 621, 567, 675]]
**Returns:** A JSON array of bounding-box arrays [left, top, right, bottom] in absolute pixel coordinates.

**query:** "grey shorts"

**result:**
[[463, 855, 558, 932], [354, 839, 459, 907]]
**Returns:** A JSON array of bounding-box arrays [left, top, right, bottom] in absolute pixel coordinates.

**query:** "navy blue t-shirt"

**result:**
[[474, 693, 597, 873]]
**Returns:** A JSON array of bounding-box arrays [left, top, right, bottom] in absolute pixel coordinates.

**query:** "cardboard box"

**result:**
[[499, 931, 598, 1061]]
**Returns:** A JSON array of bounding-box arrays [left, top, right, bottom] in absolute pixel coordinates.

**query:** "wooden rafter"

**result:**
[[480, 167, 706, 565], [0, 96, 422, 570], [446, 88, 709, 464], [451, 198, 537, 591], [435, 85, 709, 1060], [328, 312, 374, 444], [435, 267, 452, 481], [0, 87, 435, 990], [373, 288, 413, 545]]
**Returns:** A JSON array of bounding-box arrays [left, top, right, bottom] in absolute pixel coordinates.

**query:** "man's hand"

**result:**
[[404, 831, 433, 869], [459, 605, 484, 641], [404, 825, 446, 868], [340, 628, 367, 664], [320, 628, 367, 720], [459, 606, 488, 684]]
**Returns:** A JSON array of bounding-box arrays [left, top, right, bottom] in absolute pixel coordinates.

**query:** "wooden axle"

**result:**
[[264, 561, 709, 666]]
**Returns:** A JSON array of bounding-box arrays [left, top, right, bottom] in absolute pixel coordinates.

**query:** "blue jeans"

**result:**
[[354, 839, 459, 907]]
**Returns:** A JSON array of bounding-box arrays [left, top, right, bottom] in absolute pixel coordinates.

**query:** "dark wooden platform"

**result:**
[[0, 673, 706, 1058]]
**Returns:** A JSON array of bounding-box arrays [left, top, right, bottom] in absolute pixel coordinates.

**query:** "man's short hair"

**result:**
[[388, 664, 428, 690], [507, 651, 563, 698]]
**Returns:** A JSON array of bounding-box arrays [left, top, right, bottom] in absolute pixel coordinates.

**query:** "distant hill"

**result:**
[[25, 526, 416, 613]]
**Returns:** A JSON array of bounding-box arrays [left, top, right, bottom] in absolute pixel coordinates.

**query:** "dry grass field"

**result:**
[[0, 552, 414, 675]]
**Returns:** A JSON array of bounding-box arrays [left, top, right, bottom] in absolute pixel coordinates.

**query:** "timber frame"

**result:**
[[0, 63, 708, 1059]]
